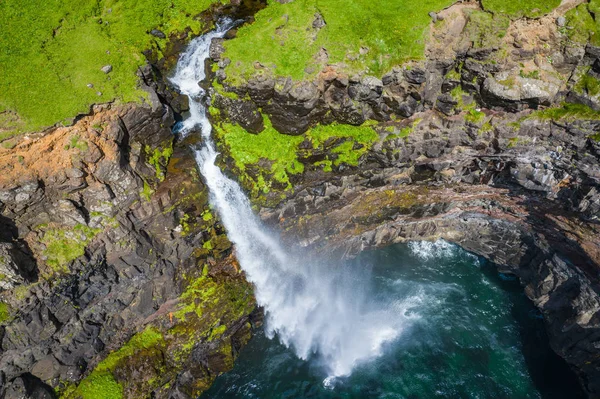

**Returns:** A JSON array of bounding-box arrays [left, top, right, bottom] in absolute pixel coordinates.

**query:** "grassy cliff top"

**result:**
[[481, 0, 561, 19], [222, 0, 455, 83], [0, 0, 225, 139], [220, 0, 562, 85]]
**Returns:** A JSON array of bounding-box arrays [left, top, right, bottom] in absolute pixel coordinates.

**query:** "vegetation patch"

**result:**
[[41, 224, 101, 273], [215, 116, 379, 194], [214, 116, 305, 195], [0, 302, 10, 324], [70, 327, 165, 399], [564, 1, 600, 46], [462, 10, 510, 49], [146, 141, 174, 181], [575, 72, 600, 97], [481, 0, 561, 19], [169, 268, 255, 364], [221, 0, 456, 84], [530, 103, 600, 121], [306, 123, 379, 171], [0, 0, 225, 137], [65, 135, 89, 152]]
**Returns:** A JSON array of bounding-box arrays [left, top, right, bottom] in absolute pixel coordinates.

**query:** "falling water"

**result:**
[[170, 20, 414, 382]]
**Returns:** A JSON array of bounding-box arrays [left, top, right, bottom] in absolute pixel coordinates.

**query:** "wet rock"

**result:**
[[150, 29, 166, 39], [214, 96, 264, 134]]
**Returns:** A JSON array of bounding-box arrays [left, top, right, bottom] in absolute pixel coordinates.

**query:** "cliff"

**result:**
[[1, 0, 600, 398]]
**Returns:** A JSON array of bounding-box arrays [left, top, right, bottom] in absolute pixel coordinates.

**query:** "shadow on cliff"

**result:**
[[494, 177, 600, 396], [0, 214, 38, 284]]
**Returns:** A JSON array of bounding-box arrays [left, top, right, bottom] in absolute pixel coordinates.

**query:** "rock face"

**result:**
[[257, 109, 600, 395], [0, 89, 257, 398]]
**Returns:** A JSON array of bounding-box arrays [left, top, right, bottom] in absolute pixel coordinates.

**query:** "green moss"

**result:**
[[66, 135, 89, 152], [0, 302, 10, 324], [564, 1, 600, 46], [519, 69, 540, 80], [451, 85, 477, 112], [97, 327, 164, 373], [146, 142, 174, 182], [479, 122, 493, 133], [385, 118, 421, 141], [215, 116, 304, 195], [530, 103, 600, 121], [306, 122, 379, 168], [465, 108, 486, 123], [74, 372, 123, 399], [41, 224, 101, 272], [481, 0, 561, 19], [222, 0, 456, 83], [213, 81, 239, 100], [202, 210, 214, 221], [141, 180, 155, 202], [216, 116, 379, 195], [71, 327, 164, 399], [575, 73, 600, 97], [208, 324, 227, 341], [0, 0, 226, 138], [463, 10, 510, 49]]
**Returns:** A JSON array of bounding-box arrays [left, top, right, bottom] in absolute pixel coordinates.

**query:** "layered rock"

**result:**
[[0, 94, 257, 398]]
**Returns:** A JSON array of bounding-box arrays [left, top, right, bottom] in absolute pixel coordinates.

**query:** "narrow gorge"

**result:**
[[1, 0, 600, 398]]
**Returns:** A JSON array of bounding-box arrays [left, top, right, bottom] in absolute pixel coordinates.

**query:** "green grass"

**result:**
[[564, 1, 600, 46], [222, 0, 456, 84], [481, 0, 561, 19], [0, 302, 10, 324], [216, 116, 378, 193], [70, 327, 165, 399], [41, 224, 101, 272], [215, 116, 305, 194], [575, 73, 600, 97], [530, 103, 600, 121], [0, 0, 225, 137], [463, 10, 510, 49]]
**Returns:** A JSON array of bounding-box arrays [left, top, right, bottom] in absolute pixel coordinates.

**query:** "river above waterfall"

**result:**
[[202, 241, 582, 399]]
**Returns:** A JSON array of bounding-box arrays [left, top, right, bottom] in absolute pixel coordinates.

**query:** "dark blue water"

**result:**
[[202, 241, 583, 399]]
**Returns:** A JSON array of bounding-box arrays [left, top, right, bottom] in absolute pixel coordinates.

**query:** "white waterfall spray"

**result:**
[[170, 20, 412, 382]]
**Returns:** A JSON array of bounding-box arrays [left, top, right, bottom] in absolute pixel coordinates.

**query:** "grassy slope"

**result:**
[[0, 0, 224, 138], [221, 0, 563, 85], [481, 0, 561, 18], [222, 0, 456, 83], [565, 0, 600, 46]]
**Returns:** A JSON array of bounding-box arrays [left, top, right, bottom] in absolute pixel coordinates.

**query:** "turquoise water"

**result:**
[[202, 241, 582, 399]]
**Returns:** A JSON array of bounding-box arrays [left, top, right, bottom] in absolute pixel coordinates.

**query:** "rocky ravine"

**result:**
[[1, 1, 600, 399], [207, 1, 600, 397], [0, 72, 259, 398]]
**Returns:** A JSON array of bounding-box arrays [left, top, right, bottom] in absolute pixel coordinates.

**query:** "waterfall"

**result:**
[[170, 20, 411, 382]]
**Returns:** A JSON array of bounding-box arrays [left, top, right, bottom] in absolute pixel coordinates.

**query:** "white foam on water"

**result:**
[[408, 239, 456, 260]]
